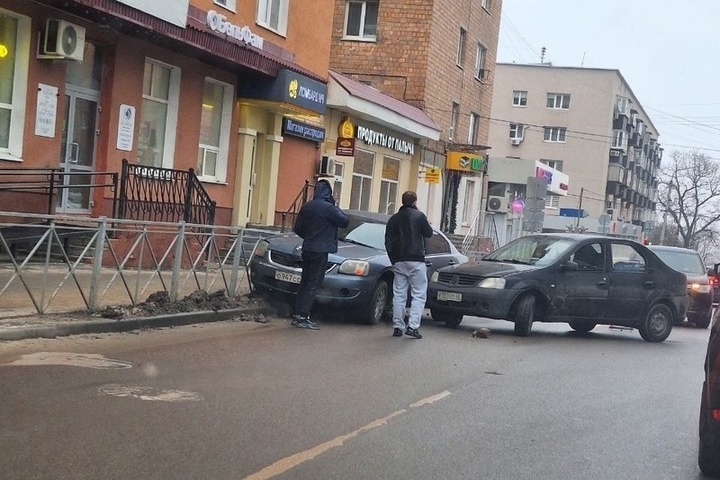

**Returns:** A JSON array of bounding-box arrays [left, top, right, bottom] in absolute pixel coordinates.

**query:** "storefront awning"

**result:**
[[327, 71, 441, 141]]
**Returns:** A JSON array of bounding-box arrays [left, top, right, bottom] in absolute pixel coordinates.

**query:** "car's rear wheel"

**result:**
[[638, 304, 673, 342], [362, 280, 390, 325], [513, 294, 535, 337], [699, 399, 720, 476], [430, 309, 463, 328], [568, 321, 596, 333]]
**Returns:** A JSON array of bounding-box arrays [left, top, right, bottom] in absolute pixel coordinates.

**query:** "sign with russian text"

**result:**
[[445, 151, 484, 172], [282, 117, 325, 142], [425, 167, 441, 183]]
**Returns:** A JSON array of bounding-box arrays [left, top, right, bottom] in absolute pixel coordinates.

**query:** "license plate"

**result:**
[[437, 290, 462, 302], [275, 270, 302, 284]]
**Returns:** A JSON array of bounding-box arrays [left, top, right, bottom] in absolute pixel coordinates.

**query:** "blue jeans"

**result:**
[[391, 261, 428, 330]]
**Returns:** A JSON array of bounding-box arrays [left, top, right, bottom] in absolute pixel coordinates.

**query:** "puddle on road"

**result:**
[[4, 352, 133, 369], [99, 384, 201, 402]]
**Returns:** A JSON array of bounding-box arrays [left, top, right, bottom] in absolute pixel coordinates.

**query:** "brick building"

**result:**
[[328, 0, 503, 234]]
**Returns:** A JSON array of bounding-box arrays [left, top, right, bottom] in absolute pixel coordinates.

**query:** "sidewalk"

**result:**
[[0, 265, 274, 342]]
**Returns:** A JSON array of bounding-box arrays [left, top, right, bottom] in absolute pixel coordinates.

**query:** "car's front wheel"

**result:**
[[430, 309, 463, 328], [568, 321, 596, 333], [362, 280, 390, 325], [513, 294, 535, 337], [638, 303, 673, 342]]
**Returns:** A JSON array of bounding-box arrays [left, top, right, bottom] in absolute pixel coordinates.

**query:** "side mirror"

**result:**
[[559, 261, 579, 272]]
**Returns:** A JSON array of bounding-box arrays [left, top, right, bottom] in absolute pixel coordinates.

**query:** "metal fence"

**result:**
[[0, 211, 264, 315]]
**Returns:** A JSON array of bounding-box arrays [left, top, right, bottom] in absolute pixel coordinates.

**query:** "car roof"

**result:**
[[344, 209, 391, 224], [646, 245, 701, 254]]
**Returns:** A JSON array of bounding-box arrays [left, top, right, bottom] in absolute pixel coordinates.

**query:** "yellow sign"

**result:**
[[445, 151, 485, 172], [425, 167, 441, 183], [0, 45, 7, 58], [338, 117, 354, 139]]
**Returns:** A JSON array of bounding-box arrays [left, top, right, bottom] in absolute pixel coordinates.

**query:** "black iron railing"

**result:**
[[118, 159, 216, 226], [279, 180, 314, 232], [0, 167, 118, 217]]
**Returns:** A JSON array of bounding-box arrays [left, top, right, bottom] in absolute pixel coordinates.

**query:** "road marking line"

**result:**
[[243, 390, 452, 480]]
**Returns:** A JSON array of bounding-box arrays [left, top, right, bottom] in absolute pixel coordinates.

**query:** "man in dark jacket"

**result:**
[[384, 191, 433, 339], [292, 179, 349, 330]]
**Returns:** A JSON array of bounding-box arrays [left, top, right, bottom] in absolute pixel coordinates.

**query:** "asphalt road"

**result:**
[[0, 315, 711, 480]]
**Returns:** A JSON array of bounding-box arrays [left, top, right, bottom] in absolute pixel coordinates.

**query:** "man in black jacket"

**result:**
[[384, 191, 433, 339], [292, 179, 349, 330]]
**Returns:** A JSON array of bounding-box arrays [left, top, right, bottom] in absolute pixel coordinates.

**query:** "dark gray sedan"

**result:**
[[248, 210, 467, 324], [426, 233, 689, 342]]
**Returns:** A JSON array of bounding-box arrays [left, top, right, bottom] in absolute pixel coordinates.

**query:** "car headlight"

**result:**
[[430, 271, 439, 283], [690, 283, 711, 293], [339, 259, 370, 276], [252, 239, 269, 258], [478, 277, 506, 289]]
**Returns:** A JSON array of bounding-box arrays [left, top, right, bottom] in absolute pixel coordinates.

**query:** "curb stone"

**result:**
[[0, 306, 273, 342]]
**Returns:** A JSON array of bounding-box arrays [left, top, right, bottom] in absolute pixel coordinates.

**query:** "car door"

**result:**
[[550, 241, 608, 320], [605, 241, 652, 322], [424, 232, 460, 279]]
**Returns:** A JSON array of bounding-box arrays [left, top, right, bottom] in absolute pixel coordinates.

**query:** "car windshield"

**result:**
[[338, 217, 386, 251], [484, 236, 576, 266], [652, 249, 705, 275]]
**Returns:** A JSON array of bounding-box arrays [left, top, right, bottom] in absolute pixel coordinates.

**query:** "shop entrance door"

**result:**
[[57, 87, 99, 213]]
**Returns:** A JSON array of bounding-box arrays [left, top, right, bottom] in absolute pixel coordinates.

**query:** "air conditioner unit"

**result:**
[[38, 19, 86, 62], [319, 155, 336, 176], [510, 138, 522, 146], [609, 150, 621, 157], [486, 195, 507, 213]]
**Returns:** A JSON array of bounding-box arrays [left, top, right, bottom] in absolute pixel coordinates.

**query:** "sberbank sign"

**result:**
[[356, 125, 414, 155]]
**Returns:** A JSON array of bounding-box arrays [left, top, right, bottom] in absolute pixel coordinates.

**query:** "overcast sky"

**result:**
[[496, 0, 720, 158]]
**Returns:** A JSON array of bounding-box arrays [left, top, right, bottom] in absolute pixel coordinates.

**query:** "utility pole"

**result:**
[[575, 187, 584, 230]]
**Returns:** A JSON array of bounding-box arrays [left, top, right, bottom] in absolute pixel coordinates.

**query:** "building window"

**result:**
[[214, 0, 236, 11], [481, 0, 490, 10], [547, 93, 570, 109], [468, 112, 480, 144], [343, 1, 378, 41], [333, 162, 345, 205], [138, 59, 181, 168], [543, 127, 566, 143], [540, 159, 564, 171], [512, 90, 527, 107], [0, 10, 30, 160], [509, 123, 524, 140], [616, 96, 630, 116], [378, 156, 400, 214], [474, 43, 487, 80], [449, 102, 460, 141], [546, 195, 560, 209], [350, 150, 374, 211], [456, 28, 467, 66], [462, 179, 476, 225], [612, 130, 627, 150], [257, 0, 288, 36], [197, 78, 232, 183]]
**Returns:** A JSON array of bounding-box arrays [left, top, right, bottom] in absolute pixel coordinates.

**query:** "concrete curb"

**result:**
[[0, 306, 273, 342]]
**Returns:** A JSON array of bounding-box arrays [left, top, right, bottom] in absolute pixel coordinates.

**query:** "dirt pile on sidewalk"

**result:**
[[98, 289, 277, 321]]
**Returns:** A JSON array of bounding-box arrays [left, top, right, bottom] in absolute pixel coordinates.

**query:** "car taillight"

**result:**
[[710, 276, 718, 286], [713, 410, 720, 422]]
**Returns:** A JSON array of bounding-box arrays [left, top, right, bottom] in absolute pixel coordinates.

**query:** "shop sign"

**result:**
[[207, 10, 264, 49], [116, 0, 189, 28], [356, 125, 414, 155], [282, 117, 325, 142], [445, 151, 484, 172], [336, 117, 355, 156], [425, 167, 441, 184]]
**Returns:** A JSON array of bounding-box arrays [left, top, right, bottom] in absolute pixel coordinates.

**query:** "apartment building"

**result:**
[[487, 63, 661, 242], [328, 0, 503, 234]]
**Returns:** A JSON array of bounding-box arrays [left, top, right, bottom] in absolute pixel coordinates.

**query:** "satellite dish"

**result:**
[[62, 25, 77, 55]]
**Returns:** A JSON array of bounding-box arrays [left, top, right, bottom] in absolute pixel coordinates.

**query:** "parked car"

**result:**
[[699, 308, 720, 476], [707, 264, 720, 306], [248, 210, 468, 324], [647, 245, 712, 328], [426, 233, 689, 342]]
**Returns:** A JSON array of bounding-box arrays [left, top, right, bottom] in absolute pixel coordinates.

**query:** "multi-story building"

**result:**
[[486, 63, 661, 243], [328, 0, 503, 233]]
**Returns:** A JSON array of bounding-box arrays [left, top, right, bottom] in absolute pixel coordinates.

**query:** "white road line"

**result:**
[[243, 390, 452, 480]]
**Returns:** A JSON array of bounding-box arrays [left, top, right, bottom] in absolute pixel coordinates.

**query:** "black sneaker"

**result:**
[[292, 315, 320, 330], [393, 328, 403, 337], [405, 327, 422, 339]]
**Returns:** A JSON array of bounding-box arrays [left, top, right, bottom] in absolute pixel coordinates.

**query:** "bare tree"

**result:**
[[657, 150, 720, 249]]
